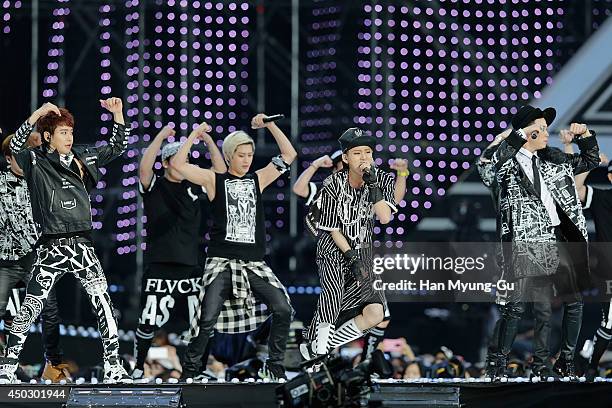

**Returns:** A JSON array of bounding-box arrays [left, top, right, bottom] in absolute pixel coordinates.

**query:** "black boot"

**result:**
[[553, 357, 577, 380], [259, 360, 287, 382], [531, 364, 559, 381], [484, 353, 507, 381]]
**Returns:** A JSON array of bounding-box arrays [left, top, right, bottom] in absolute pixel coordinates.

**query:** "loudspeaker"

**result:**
[[65, 387, 183, 407]]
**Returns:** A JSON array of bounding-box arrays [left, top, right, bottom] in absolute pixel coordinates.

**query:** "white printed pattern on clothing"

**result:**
[[0, 170, 39, 261], [224, 178, 257, 244]]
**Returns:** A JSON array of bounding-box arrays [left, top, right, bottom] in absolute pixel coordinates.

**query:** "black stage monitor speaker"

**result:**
[[65, 387, 183, 407]]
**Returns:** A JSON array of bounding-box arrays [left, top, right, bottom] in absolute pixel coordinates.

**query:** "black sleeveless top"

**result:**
[[206, 172, 266, 261]]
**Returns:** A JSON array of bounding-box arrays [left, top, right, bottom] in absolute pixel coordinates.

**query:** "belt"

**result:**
[[41, 236, 92, 247]]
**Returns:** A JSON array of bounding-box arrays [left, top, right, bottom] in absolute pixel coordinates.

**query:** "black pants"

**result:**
[[490, 232, 583, 366], [182, 270, 292, 375], [134, 263, 203, 370], [0, 254, 62, 364]]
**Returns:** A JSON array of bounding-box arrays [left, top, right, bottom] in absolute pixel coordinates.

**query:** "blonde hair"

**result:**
[[222, 131, 255, 164]]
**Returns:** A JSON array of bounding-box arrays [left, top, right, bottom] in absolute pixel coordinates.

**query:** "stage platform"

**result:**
[[0, 378, 611, 408]]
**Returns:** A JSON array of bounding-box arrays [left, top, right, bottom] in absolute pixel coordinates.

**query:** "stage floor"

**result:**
[[0, 378, 611, 408]]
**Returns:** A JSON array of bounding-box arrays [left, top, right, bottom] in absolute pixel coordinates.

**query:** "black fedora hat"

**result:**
[[511, 105, 556, 130]]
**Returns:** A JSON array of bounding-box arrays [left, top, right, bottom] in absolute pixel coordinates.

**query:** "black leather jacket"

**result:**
[[11, 120, 129, 235]]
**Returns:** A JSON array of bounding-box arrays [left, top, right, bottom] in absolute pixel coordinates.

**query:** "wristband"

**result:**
[[271, 155, 290, 174]]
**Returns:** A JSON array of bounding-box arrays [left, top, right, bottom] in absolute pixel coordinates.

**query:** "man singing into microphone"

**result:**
[[489, 105, 599, 379], [293, 151, 408, 362], [301, 128, 397, 358]]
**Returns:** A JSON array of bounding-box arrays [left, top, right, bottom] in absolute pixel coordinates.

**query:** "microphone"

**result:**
[[262, 114, 285, 123]]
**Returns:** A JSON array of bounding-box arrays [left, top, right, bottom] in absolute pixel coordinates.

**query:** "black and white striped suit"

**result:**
[[305, 169, 396, 342]]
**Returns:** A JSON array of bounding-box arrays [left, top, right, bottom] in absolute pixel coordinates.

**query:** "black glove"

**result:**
[[362, 163, 377, 186], [343, 249, 361, 282], [369, 186, 384, 204]]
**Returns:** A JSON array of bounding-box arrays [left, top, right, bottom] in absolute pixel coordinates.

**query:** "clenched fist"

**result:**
[[158, 125, 176, 140], [312, 155, 333, 169], [251, 113, 271, 130], [569, 123, 591, 137], [100, 97, 123, 114], [390, 158, 408, 173], [192, 122, 213, 141]]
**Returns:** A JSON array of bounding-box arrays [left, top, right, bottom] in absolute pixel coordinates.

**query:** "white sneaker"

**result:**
[[103, 358, 133, 384], [131, 368, 151, 384]]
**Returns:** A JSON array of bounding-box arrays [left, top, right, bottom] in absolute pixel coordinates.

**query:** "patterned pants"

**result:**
[[5, 242, 121, 365]]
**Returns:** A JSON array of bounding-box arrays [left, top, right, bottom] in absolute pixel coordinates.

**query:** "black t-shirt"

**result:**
[[206, 172, 266, 261], [140, 174, 205, 265], [584, 185, 612, 242]]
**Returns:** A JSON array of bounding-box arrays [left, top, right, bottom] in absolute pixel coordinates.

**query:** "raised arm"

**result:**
[[559, 128, 605, 203], [390, 158, 409, 204], [490, 123, 541, 174], [560, 129, 587, 203], [10, 102, 61, 156], [200, 132, 227, 174], [173, 123, 217, 198], [362, 164, 397, 225], [97, 97, 130, 166], [539, 123, 599, 176], [139, 125, 175, 190], [253, 114, 298, 191], [477, 129, 511, 188], [292, 155, 333, 198]]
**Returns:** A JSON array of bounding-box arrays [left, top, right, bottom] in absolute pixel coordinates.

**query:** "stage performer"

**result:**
[[488, 105, 598, 379], [300, 128, 397, 359], [0, 134, 69, 382], [293, 151, 407, 361], [562, 132, 612, 382], [132, 123, 226, 381], [0, 99, 132, 384], [174, 115, 296, 381]]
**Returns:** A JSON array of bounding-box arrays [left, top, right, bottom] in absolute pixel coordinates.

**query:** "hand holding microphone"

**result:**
[[251, 113, 285, 129], [361, 163, 384, 204], [362, 163, 378, 186]]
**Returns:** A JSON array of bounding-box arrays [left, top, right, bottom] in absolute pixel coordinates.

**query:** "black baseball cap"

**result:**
[[338, 127, 376, 152], [511, 105, 556, 130]]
